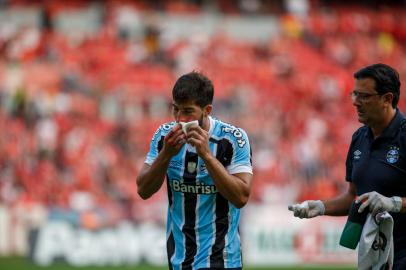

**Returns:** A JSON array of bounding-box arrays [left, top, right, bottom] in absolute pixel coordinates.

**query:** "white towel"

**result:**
[[358, 211, 394, 270]]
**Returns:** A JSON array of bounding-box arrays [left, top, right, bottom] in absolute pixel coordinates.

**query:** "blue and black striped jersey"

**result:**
[[145, 116, 253, 270]]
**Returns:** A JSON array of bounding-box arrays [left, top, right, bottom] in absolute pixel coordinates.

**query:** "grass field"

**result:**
[[0, 257, 356, 270]]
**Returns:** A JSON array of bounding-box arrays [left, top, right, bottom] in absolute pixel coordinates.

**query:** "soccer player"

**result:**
[[289, 63, 406, 269], [137, 72, 253, 270]]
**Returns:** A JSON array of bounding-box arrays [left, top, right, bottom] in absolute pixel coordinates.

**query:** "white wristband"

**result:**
[[392, 196, 402, 212], [316, 200, 326, 215]]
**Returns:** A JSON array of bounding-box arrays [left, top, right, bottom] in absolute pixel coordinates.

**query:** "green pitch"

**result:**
[[0, 257, 356, 270]]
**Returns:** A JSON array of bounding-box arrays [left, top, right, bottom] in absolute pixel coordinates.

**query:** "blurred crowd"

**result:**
[[0, 0, 406, 228]]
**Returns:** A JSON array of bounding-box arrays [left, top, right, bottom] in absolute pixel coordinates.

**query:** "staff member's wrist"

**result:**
[[391, 196, 403, 212]]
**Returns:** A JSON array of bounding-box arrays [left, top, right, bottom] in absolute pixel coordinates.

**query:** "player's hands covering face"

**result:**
[[163, 124, 186, 157], [186, 125, 211, 159]]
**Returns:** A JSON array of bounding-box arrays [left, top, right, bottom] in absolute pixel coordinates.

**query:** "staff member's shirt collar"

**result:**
[[366, 108, 405, 139]]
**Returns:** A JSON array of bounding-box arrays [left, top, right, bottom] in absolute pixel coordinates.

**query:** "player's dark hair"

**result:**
[[354, 63, 401, 108], [172, 71, 214, 107]]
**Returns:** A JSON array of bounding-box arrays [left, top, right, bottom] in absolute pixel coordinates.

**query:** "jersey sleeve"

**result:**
[[400, 120, 406, 151], [145, 126, 165, 165], [227, 128, 253, 175], [399, 122, 406, 171], [345, 127, 363, 182], [345, 142, 354, 182]]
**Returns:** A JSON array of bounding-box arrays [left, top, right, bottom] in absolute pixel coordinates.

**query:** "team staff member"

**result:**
[[137, 72, 253, 270], [289, 63, 406, 269]]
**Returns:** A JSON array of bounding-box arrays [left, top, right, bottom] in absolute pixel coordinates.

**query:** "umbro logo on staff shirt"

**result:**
[[354, 150, 362, 160]]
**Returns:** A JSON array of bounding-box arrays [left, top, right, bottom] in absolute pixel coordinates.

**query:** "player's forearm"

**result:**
[[203, 155, 250, 208], [136, 153, 171, 199]]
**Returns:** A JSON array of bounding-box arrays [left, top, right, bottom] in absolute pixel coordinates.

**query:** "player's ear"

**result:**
[[204, 104, 212, 116]]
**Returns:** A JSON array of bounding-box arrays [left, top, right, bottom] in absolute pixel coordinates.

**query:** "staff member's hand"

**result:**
[[186, 125, 211, 159], [357, 191, 402, 215], [162, 124, 186, 157], [288, 200, 325, 219]]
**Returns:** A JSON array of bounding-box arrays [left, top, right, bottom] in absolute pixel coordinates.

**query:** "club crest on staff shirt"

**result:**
[[187, 162, 197, 173], [386, 146, 399, 164], [354, 150, 362, 160]]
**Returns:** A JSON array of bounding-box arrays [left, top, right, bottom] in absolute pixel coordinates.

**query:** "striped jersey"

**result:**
[[145, 116, 253, 270]]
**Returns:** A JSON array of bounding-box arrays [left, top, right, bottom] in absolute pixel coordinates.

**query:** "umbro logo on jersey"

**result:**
[[170, 180, 217, 194], [354, 150, 362, 160]]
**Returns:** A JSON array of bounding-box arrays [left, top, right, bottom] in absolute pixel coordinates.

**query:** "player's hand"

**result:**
[[357, 191, 402, 215], [162, 124, 186, 157], [186, 125, 211, 159], [288, 200, 325, 219]]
